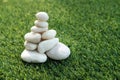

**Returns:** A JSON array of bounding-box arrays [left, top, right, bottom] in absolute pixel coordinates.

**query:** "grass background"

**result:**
[[0, 0, 120, 79]]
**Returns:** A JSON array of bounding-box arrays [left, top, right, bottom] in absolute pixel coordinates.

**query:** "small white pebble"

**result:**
[[31, 26, 48, 33], [34, 20, 48, 28], [24, 41, 37, 50], [24, 32, 41, 43], [35, 12, 49, 21], [42, 29, 57, 40], [38, 38, 59, 54]]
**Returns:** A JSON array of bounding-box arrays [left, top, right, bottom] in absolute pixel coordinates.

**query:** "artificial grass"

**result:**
[[0, 0, 120, 79]]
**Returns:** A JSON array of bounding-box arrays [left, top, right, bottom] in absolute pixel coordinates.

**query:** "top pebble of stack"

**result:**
[[36, 12, 49, 21]]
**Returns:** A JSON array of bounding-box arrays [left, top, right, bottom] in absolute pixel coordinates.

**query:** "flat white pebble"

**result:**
[[35, 12, 49, 21], [42, 30, 56, 40], [24, 32, 41, 43], [34, 20, 48, 28], [38, 38, 59, 54], [21, 50, 47, 63], [31, 26, 48, 33], [24, 41, 37, 50], [46, 42, 70, 60]]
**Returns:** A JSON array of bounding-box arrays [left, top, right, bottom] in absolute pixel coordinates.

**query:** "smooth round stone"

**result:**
[[35, 12, 49, 21], [38, 38, 59, 54], [46, 42, 70, 60], [24, 32, 41, 43], [31, 26, 48, 33], [34, 20, 48, 28], [42, 30, 56, 40], [21, 50, 47, 63], [24, 41, 37, 50]]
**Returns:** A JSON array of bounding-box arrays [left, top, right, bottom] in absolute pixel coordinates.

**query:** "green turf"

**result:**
[[0, 0, 120, 79]]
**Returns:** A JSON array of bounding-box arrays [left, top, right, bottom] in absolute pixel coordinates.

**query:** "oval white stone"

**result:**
[[42, 30, 57, 40], [24, 41, 37, 50], [31, 26, 48, 33], [46, 42, 70, 60], [34, 20, 48, 28], [24, 32, 41, 43], [35, 12, 49, 21], [21, 50, 47, 63], [38, 38, 59, 54]]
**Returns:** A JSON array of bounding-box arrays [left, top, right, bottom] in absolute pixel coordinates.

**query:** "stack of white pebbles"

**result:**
[[21, 12, 70, 63]]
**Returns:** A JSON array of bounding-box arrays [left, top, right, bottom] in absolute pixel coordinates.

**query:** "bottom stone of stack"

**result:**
[[46, 42, 70, 60], [21, 50, 47, 63]]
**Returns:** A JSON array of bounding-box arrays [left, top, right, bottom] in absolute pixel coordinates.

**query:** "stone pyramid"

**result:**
[[21, 12, 70, 63]]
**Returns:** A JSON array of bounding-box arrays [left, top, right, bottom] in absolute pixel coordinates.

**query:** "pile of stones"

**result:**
[[21, 12, 70, 63]]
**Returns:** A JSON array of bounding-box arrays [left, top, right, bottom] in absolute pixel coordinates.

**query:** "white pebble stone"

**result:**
[[35, 12, 49, 21], [21, 50, 47, 63], [46, 42, 70, 60], [24, 41, 37, 50], [42, 30, 57, 40], [38, 38, 59, 54], [34, 20, 48, 28], [24, 32, 41, 43], [31, 26, 48, 33]]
